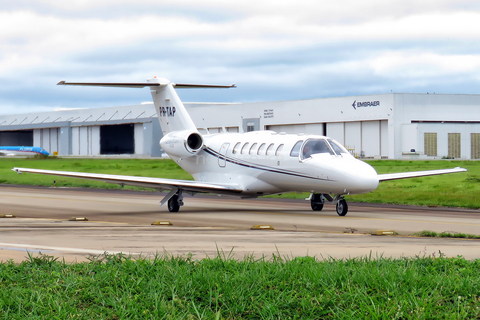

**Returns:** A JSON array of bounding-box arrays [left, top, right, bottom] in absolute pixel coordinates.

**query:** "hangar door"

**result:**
[[0, 130, 33, 146], [472, 133, 480, 159], [100, 124, 134, 154], [327, 120, 388, 158]]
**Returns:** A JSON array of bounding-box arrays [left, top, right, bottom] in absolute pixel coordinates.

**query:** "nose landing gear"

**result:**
[[309, 193, 348, 216], [335, 198, 348, 216]]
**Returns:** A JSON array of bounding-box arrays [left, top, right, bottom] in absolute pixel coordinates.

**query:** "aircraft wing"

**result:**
[[11, 167, 243, 195], [377, 167, 467, 181]]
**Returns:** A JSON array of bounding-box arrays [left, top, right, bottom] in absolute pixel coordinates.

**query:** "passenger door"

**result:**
[[218, 143, 230, 168]]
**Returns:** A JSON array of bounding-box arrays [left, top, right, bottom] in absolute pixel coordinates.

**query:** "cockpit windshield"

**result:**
[[327, 139, 349, 155], [301, 139, 334, 159]]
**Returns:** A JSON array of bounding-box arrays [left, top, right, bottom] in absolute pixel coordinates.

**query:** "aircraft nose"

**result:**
[[344, 160, 379, 194]]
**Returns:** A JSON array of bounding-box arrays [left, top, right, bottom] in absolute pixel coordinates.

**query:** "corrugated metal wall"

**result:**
[[34, 128, 59, 154]]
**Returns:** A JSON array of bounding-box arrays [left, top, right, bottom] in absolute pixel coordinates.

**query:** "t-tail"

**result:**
[[57, 78, 235, 135]]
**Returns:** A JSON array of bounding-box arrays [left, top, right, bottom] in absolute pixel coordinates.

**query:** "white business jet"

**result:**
[[12, 78, 467, 216]]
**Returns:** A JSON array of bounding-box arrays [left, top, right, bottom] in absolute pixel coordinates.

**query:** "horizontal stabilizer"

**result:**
[[57, 81, 235, 89], [378, 167, 467, 181], [174, 83, 236, 89]]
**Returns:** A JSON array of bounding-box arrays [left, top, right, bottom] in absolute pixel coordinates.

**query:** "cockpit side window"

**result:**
[[290, 141, 303, 157], [302, 139, 334, 159], [327, 139, 348, 155]]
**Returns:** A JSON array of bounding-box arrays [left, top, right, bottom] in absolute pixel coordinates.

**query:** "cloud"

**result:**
[[370, 52, 480, 78], [0, 0, 480, 114]]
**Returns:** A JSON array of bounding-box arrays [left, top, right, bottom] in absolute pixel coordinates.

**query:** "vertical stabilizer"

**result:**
[[147, 78, 197, 135]]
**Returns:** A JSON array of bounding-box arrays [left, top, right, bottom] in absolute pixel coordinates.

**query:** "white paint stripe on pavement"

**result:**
[[0, 242, 133, 255]]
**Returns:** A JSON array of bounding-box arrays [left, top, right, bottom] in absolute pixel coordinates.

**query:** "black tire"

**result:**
[[311, 194, 324, 211], [311, 202, 324, 211], [336, 199, 348, 216], [167, 195, 180, 212]]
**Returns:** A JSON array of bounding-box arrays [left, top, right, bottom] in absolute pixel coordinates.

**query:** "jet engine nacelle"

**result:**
[[160, 130, 204, 158]]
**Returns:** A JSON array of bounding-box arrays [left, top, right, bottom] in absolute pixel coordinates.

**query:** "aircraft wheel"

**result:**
[[311, 202, 324, 211], [336, 199, 348, 216], [311, 193, 324, 211], [167, 195, 180, 212]]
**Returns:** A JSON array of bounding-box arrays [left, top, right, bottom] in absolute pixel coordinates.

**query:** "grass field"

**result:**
[[1, 157, 478, 208], [0, 253, 479, 319], [0, 157, 192, 189]]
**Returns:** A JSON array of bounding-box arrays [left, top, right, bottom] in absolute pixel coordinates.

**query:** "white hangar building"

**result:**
[[0, 93, 479, 159]]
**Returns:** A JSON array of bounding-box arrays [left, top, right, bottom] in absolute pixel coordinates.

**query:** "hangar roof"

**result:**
[[0, 103, 157, 131], [2, 92, 479, 132]]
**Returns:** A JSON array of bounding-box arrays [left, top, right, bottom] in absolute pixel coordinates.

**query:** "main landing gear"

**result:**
[[310, 193, 325, 211], [163, 189, 184, 212], [167, 194, 182, 212], [309, 193, 348, 216]]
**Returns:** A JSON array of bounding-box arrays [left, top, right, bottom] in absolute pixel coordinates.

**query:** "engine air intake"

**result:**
[[187, 133, 203, 151]]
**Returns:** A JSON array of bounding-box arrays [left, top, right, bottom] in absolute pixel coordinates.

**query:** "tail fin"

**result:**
[[57, 78, 235, 134]]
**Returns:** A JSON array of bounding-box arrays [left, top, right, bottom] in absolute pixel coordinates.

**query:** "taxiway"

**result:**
[[1, 185, 479, 262]]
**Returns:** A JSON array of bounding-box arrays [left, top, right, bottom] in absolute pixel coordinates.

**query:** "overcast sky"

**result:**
[[1, 0, 480, 115]]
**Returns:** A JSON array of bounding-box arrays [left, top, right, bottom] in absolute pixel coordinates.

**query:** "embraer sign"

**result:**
[[352, 100, 380, 110]]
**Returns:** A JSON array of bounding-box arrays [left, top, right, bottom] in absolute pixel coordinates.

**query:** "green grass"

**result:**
[[0, 157, 478, 208], [0, 157, 192, 191], [0, 253, 479, 319], [415, 230, 480, 239]]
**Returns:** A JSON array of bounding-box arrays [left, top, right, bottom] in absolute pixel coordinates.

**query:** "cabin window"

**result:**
[[241, 142, 250, 154], [249, 143, 258, 155], [266, 143, 275, 155], [257, 143, 266, 155], [275, 144, 284, 156], [233, 142, 241, 154], [302, 139, 334, 159], [290, 140, 303, 157], [327, 139, 348, 155]]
